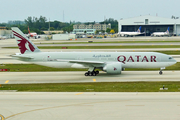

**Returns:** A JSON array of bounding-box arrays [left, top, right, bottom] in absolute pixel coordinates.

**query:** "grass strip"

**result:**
[[1, 82, 180, 92], [155, 51, 180, 55], [35, 41, 180, 44], [4, 45, 180, 49], [0, 62, 179, 72], [0, 64, 87, 72]]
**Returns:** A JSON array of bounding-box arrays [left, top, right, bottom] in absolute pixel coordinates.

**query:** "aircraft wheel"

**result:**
[[92, 72, 96, 76], [159, 71, 163, 75], [95, 71, 99, 74], [85, 72, 89, 76], [88, 72, 92, 76]]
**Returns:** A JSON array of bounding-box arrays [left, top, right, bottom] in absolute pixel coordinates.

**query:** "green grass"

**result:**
[[35, 40, 180, 44], [1, 82, 180, 92], [4, 45, 180, 49], [0, 62, 179, 72], [0, 64, 87, 72], [155, 51, 180, 55]]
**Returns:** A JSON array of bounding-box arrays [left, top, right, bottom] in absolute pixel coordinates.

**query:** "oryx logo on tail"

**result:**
[[12, 30, 35, 54]]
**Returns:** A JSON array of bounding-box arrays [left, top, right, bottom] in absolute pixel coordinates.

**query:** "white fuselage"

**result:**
[[28, 33, 38, 38], [119, 32, 142, 37], [14, 52, 176, 69], [151, 32, 169, 37]]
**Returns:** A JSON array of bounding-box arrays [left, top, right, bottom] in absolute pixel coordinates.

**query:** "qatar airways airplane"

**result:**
[[118, 26, 144, 37], [11, 27, 176, 76]]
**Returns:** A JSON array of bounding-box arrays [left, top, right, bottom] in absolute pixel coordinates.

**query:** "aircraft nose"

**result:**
[[173, 58, 177, 63], [171, 56, 177, 64], [168, 55, 177, 63]]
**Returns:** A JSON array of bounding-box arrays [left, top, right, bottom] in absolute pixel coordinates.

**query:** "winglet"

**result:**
[[11, 27, 41, 54]]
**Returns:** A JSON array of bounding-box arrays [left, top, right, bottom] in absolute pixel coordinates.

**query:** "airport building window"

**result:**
[[145, 19, 149, 24]]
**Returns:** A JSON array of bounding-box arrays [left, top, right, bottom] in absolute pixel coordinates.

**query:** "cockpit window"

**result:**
[[169, 57, 172, 59]]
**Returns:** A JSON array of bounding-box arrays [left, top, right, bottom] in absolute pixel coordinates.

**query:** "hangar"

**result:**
[[118, 15, 180, 36]]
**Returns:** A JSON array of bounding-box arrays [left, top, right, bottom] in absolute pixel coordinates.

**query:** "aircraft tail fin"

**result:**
[[166, 27, 170, 33], [137, 26, 141, 33], [28, 27, 31, 34], [11, 27, 41, 54]]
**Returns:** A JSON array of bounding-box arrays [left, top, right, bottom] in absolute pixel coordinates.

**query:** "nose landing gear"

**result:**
[[159, 67, 165, 75], [159, 71, 163, 75]]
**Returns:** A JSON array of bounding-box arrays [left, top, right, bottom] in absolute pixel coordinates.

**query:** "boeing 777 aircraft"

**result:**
[[151, 27, 170, 37], [118, 26, 144, 37], [11, 27, 176, 76]]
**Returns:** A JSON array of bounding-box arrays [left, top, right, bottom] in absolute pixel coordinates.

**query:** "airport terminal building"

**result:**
[[118, 15, 180, 36]]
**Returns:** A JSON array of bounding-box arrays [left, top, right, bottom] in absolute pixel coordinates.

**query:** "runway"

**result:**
[[34, 42, 180, 47], [0, 92, 180, 120], [0, 71, 179, 84], [4, 41, 180, 47], [2, 38, 180, 48]]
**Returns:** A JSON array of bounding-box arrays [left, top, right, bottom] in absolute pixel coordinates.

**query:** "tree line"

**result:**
[[0, 16, 118, 34]]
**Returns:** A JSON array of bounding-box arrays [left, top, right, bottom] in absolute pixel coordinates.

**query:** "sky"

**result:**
[[0, 0, 179, 23]]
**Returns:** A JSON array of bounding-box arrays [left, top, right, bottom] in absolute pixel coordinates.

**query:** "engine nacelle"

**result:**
[[103, 62, 122, 74]]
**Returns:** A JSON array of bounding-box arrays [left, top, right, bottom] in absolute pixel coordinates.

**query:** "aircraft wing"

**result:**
[[56, 59, 105, 67]]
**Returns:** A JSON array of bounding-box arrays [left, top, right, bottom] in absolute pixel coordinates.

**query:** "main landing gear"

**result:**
[[159, 67, 165, 75], [85, 71, 99, 76], [85, 67, 99, 76]]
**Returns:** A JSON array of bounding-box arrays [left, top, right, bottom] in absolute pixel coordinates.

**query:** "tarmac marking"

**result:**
[[5, 80, 9, 84], [5, 100, 119, 119], [93, 79, 96, 82], [75, 92, 84, 95], [0, 114, 5, 120]]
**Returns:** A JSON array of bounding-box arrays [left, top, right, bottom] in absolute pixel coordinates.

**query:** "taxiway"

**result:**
[[0, 71, 179, 84], [0, 92, 180, 120]]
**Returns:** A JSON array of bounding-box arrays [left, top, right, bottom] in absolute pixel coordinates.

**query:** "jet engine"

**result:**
[[103, 62, 122, 74]]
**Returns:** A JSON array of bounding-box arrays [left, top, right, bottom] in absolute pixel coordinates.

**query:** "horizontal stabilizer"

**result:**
[[11, 55, 33, 59]]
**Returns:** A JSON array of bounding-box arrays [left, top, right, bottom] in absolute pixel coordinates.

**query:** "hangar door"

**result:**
[[176, 25, 180, 36]]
